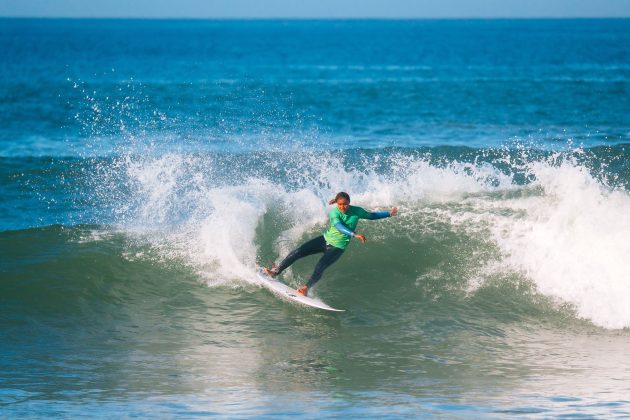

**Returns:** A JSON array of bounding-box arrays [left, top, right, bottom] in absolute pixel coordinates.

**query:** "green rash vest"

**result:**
[[323, 205, 372, 249]]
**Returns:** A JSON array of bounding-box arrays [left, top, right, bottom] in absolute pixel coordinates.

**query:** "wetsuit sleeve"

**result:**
[[369, 211, 390, 220], [334, 222, 355, 237], [355, 206, 390, 220]]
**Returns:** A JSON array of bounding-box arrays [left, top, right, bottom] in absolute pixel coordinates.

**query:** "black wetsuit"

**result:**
[[275, 236, 344, 288]]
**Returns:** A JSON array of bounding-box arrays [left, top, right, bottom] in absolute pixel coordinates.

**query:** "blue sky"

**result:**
[[1, 0, 629, 18]]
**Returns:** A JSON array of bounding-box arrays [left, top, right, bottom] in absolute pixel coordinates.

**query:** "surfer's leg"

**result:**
[[306, 245, 344, 289], [273, 236, 327, 275]]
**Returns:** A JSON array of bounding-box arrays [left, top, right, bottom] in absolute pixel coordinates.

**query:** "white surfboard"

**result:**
[[256, 270, 344, 312]]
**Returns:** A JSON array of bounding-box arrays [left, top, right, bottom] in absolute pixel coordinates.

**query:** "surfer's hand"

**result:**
[[390, 207, 398, 217], [355, 233, 367, 244]]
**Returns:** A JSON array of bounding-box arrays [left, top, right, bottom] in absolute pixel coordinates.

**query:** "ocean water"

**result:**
[[1, 18, 630, 418]]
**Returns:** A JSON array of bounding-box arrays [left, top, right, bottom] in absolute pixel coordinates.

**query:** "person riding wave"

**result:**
[[265, 192, 398, 296]]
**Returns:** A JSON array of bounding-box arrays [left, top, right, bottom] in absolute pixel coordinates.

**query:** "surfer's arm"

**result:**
[[334, 223, 366, 243], [368, 211, 390, 220], [334, 222, 355, 237], [366, 207, 398, 219]]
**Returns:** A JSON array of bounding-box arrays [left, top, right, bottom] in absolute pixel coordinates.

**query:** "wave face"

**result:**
[[3, 146, 630, 330]]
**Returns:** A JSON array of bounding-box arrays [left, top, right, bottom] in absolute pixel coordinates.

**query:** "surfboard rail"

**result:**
[[256, 270, 344, 312]]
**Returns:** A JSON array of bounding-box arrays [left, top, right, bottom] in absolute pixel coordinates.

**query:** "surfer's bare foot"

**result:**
[[264, 264, 279, 278], [297, 285, 308, 296]]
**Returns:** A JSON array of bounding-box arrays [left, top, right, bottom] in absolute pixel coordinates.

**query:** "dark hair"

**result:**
[[328, 191, 350, 205]]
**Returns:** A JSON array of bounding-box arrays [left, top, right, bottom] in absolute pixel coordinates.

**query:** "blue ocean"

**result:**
[[1, 19, 630, 417]]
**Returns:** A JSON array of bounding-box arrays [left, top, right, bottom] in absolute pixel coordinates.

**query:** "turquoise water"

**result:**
[[1, 19, 630, 417]]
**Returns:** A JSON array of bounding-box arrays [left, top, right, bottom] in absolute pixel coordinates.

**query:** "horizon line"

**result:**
[[1, 16, 629, 21]]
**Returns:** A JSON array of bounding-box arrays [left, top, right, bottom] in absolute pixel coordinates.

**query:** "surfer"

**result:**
[[264, 192, 397, 296]]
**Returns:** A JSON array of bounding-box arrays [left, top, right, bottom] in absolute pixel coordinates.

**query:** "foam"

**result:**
[[487, 159, 630, 329], [441, 154, 630, 329]]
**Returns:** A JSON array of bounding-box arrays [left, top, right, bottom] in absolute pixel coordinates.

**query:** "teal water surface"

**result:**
[[1, 19, 630, 418]]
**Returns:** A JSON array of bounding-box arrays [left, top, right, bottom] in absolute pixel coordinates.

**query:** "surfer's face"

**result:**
[[336, 198, 350, 213]]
